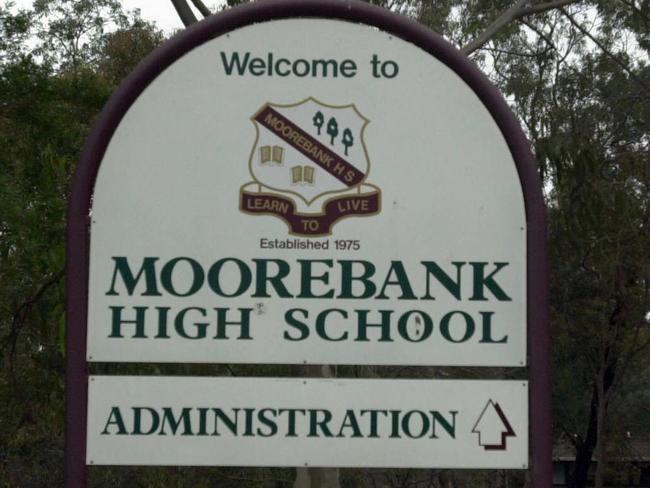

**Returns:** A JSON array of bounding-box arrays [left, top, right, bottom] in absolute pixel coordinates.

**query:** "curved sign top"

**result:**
[[81, 15, 532, 367]]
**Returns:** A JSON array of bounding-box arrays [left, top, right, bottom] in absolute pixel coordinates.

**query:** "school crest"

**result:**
[[240, 97, 381, 236]]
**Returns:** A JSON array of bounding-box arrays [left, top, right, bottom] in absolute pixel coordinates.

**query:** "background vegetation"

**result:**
[[0, 0, 648, 486]]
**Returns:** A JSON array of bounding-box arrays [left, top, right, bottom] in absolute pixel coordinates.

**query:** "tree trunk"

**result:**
[[594, 364, 609, 488], [569, 353, 616, 488], [293, 364, 340, 488]]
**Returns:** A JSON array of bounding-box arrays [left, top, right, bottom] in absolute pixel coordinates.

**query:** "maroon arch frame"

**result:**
[[66, 1, 551, 486]]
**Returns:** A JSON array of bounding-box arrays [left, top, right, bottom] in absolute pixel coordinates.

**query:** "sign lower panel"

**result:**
[[87, 376, 528, 469]]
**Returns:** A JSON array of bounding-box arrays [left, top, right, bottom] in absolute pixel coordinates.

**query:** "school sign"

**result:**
[[66, 1, 550, 487]]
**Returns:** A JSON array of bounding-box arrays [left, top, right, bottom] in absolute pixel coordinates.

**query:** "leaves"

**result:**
[[0, 2, 163, 485]]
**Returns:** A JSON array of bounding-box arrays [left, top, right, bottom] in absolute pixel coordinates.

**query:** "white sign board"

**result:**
[[87, 376, 528, 468], [86, 18, 526, 367]]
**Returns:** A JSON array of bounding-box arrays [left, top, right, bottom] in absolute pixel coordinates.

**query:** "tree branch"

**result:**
[[617, 0, 650, 26], [520, 18, 559, 53], [480, 46, 545, 58], [3, 269, 65, 365], [190, 0, 212, 18], [462, 0, 581, 55], [559, 7, 650, 90], [462, 0, 529, 55], [170, 0, 198, 27], [519, 0, 582, 16]]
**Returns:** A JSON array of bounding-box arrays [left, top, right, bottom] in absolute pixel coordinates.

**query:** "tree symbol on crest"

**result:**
[[342, 128, 354, 156], [327, 117, 338, 145], [313, 111, 324, 135]]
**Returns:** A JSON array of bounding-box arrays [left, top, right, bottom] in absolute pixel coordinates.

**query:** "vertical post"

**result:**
[[65, 232, 89, 487], [293, 365, 341, 488], [65, 144, 92, 488], [528, 199, 552, 488]]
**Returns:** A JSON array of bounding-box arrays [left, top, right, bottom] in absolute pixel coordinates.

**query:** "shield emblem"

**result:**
[[249, 97, 370, 205]]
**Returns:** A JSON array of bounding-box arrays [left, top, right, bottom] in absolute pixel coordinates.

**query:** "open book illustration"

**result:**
[[260, 145, 284, 165], [291, 165, 315, 185]]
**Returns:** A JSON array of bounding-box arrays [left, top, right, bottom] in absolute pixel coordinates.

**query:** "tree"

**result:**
[[313, 110, 324, 135], [545, 57, 649, 487], [463, 4, 648, 487], [0, 2, 32, 64], [32, 0, 129, 71], [98, 22, 164, 85], [342, 128, 354, 156], [0, 2, 163, 486], [326, 117, 338, 145]]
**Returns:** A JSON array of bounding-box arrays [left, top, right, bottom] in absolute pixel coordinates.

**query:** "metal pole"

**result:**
[[293, 365, 341, 488]]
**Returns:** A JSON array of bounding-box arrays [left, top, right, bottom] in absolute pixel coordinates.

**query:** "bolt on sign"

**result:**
[[66, 1, 550, 487]]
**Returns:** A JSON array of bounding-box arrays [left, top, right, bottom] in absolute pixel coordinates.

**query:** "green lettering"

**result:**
[[284, 308, 310, 341], [440, 311, 475, 343], [336, 410, 363, 438], [175, 307, 208, 339], [109, 306, 147, 338], [376, 261, 416, 299], [275, 58, 291, 76], [278, 409, 306, 437], [389, 410, 401, 438], [106, 256, 160, 296], [257, 408, 278, 437], [101, 406, 127, 435], [132, 407, 160, 435], [421, 261, 465, 300], [158, 407, 193, 436], [196, 407, 209, 436], [154, 307, 171, 338], [316, 309, 348, 342], [214, 308, 253, 340], [430, 411, 457, 438], [249, 57, 265, 76], [207, 258, 252, 297], [252, 259, 293, 298], [297, 259, 334, 298], [337, 260, 376, 299], [479, 311, 508, 343], [243, 408, 255, 436], [308, 409, 333, 437], [220, 51, 250, 75], [401, 410, 430, 439], [470, 262, 512, 301], [212, 408, 239, 436], [360, 410, 388, 438], [312, 59, 338, 77], [355, 310, 393, 342], [340, 59, 357, 78], [397, 310, 433, 342], [160, 257, 204, 297]]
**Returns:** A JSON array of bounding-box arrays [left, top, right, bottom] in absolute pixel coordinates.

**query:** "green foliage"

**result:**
[[474, 5, 649, 485], [1, 1, 649, 487], [32, 0, 127, 69], [98, 23, 164, 85], [0, 2, 163, 486], [0, 2, 32, 63]]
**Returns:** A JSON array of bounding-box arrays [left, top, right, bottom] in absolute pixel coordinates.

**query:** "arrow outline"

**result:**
[[471, 399, 516, 451]]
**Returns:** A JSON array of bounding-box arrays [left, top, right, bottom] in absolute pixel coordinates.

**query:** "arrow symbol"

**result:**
[[471, 399, 516, 450]]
